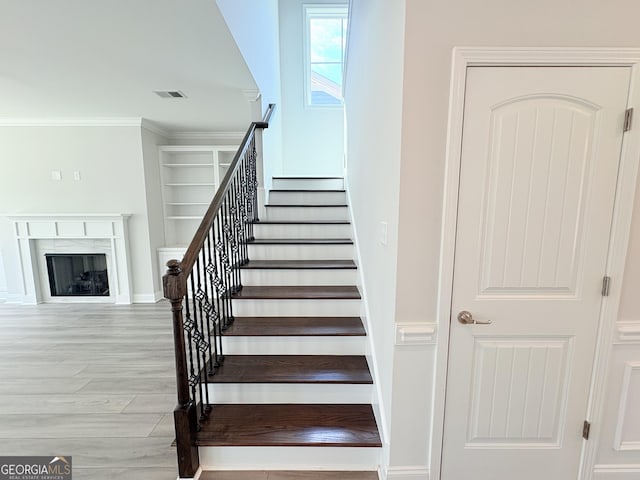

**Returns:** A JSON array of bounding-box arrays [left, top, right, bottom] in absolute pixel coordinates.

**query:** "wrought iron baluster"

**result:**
[[239, 154, 250, 263], [213, 213, 226, 355], [194, 252, 212, 417], [183, 286, 199, 422], [188, 274, 205, 422], [230, 177, 243, 290], [204, 233, 220, 371]]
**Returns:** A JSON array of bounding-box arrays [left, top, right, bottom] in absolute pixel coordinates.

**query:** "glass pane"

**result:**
[[310, 18, 344, 63], [310, 63, 343, 105], [311, 63, 343, 86]]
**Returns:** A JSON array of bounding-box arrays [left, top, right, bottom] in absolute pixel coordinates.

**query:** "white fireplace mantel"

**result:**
[[7, 214, 133, 304]]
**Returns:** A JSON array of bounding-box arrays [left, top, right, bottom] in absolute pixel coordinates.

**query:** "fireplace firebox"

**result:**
[[45, 254, 110, 297]]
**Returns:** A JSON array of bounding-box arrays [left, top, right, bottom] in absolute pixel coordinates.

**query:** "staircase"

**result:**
[[195, 176, 382, 472]]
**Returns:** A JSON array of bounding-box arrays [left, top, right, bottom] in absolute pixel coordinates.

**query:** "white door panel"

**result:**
[[442, 66, 631, 480]]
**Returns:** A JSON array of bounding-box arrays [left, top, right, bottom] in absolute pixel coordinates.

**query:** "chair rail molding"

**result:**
[[385, 466, 430, 480], [395, 323, 436, 346], [616, 321, 640, 343]]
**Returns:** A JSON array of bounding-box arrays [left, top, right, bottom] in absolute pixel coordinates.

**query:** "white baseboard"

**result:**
[[132, 292, 163, 303], [3, 293, 32, 304], [385, 466, 430, 480]]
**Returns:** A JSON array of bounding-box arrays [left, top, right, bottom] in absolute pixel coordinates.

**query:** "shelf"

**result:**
[[159, 144, 239, 247], [164, 183, 216, 187], [163, 163, 215, 168]]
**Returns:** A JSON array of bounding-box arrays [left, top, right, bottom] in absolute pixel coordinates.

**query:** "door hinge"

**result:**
[[602, 276, 611, 296], [624, 108, 634, 132], [583, 420, 591, 440]]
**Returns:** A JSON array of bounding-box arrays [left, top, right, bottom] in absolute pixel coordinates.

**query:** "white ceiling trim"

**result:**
[[169, 131, 246, 141], [140, 119, 170, 138]]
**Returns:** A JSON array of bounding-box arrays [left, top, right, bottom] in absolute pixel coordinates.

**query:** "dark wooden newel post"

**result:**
[[164, 260, 200, 478]]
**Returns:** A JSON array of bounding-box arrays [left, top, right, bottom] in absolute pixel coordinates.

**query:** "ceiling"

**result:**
[[0, 0, 258, 133]]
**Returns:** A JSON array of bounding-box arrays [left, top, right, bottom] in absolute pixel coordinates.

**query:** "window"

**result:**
[[304, 5, 348, 107]]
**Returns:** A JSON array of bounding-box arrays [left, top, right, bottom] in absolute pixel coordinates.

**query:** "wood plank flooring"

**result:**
[[0, 302, 178, 480], [0, 303, 379, 480]]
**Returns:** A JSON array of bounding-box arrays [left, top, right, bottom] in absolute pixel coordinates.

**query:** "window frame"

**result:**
[[302, 4, 348, 109]]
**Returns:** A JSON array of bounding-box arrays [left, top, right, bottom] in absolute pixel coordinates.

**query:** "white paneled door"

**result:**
[[441, 66, 631, 480]]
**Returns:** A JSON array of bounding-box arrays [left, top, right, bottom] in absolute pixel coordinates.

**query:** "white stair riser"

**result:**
[[269, 191, 346, 205], [222, 335, 367, 355], [199, 446, 379, 470], [242, 268, 357, 286], [207, 384, 373, 404], [247, 244, 354, 260], [253, 223, 351, 239], [272, 178, 345, 190], [265, 206, 349, 221], [232, 299, 360, 317]]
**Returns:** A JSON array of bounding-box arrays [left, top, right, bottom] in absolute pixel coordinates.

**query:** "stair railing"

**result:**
[[163, 104, 275, 478]]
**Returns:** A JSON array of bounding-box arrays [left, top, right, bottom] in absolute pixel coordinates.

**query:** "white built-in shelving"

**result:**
[[159, 145, 238, 246]]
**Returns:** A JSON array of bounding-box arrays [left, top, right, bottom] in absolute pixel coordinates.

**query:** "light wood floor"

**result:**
[[0, 302, 379, 480], [0, 302, 177, 480]]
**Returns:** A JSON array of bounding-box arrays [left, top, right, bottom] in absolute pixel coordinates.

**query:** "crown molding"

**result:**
[[140, 118, 170, 138], [0, 117, 144, 127], [0, 117, 243, 141], [169, 131, 245, 141]]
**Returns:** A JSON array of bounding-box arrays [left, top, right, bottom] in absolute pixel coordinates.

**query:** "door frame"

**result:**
[[433, 47, 640, 480]]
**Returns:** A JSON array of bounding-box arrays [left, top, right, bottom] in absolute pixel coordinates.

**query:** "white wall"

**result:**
[[0, 248, 7, 301], [279, 0, 345, 176], [344, 0, 406, 473], [346, 0, 640, 477], [216, 0, 284, 191], [0, 126, 157, 303], [390, 0, 640, 476]]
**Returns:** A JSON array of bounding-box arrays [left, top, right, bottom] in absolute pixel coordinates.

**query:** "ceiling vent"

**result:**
[[154, 90, 187, 99]]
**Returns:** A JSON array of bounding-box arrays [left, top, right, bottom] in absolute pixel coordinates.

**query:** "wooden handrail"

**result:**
[[163, 103, 275, 479], [180, 103, 275, 276]]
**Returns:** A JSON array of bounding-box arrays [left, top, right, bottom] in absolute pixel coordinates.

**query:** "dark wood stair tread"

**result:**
[[241, 260, 356, 269], [247, 238, 353, 245], [209, 355, 372, 384], [265, 204, 348, 208], [200, 472, 378, 480], [225, 317, 366, 336], [270, 189, 346, 192], [273, 176, 344, 180], [195, 404, 381, 447], [231, 286, 361, 300], [253, 220, 350, 225]]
